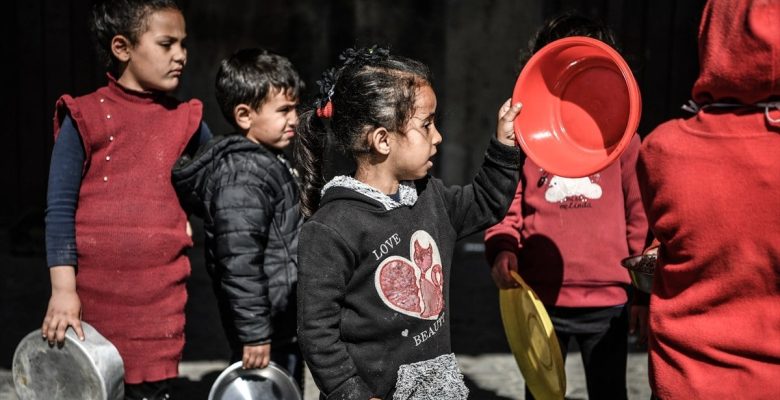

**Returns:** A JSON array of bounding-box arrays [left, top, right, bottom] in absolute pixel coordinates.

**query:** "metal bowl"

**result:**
[[620, 253, 657, 293], [208, 361, 302, 400], [12, 322, 125, 400]]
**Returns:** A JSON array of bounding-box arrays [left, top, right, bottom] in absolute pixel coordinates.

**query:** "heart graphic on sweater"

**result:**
[[375, 230, 444, 320]]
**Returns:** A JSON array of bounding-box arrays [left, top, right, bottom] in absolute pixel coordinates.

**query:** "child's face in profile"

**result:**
[[389, 84, 442, 180], [120, 9, 187, 93], [245, 89, 299, 150]]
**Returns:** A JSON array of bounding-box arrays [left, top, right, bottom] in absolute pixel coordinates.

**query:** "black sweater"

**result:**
[[172, 135, 302, 344], [298, 137, 522, 399]]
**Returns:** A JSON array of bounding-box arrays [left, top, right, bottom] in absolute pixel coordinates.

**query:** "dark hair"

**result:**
[[519, 12, 618, 69], [215, 48, 304, 129], [294, 46, 431, 217], [91, 0, 181, 74]]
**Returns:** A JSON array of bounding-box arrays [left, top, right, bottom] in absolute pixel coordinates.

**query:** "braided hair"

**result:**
[[294, 46, 431, 217]]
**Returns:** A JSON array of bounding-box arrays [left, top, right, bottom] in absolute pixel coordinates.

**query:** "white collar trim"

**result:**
[[321, 175, 418, 210]]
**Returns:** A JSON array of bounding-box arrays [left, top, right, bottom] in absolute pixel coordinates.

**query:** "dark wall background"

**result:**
[[2, 0, 707, 377], [3, 0, 705, 233]]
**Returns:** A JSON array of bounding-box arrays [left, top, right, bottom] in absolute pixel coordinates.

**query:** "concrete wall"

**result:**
[[4, 0, 704, 226]]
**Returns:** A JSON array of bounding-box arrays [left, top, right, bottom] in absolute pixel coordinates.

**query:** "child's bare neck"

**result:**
[[354, 165, 400, 195]]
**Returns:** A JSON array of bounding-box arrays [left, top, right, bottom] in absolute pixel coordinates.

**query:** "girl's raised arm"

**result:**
[[436, 100, 524, 238]]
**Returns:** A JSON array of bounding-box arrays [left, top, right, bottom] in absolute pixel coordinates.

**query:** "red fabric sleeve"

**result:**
[[483, 178, 523, 265], [54, 95, 93, 163], [619, 134, 649, 256], [178, 99, 204, 155]]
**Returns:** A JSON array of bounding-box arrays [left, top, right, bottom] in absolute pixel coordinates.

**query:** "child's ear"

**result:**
[[368, 127, 391, 155], [110, 35, 132, 62], [233, 104, 253, 130]]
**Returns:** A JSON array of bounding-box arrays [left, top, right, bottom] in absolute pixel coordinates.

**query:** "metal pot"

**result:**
[[208, 361, 302, 400], [13, 321, 125, 400], [620, 252, 657, 294]]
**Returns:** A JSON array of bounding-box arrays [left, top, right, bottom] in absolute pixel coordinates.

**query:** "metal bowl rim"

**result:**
[[207, 360, 302, 400], [12, 322, 121, 400], [620, 253, 657, 274]]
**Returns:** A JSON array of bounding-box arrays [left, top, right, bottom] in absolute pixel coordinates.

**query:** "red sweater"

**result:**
[[638, 1, 780, 398], [53, 76, 202, 383], [485, 134, 647, 307]]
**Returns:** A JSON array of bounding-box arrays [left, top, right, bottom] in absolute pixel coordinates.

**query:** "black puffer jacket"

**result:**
[[172, 135, 302, 344]]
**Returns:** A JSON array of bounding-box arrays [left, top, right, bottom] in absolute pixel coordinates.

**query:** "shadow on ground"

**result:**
[[171, 370, 222, 399], [463, 375, 515, 400]]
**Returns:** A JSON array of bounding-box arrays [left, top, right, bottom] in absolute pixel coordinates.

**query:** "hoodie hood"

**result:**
[[692, 0, 780, 105], [172, 135, 267, 218]]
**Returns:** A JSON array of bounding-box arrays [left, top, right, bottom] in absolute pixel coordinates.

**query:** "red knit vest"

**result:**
[[53, 77, 202, 383]]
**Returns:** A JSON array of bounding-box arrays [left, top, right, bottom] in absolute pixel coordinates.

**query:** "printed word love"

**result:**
[[372, 233, 401, 260]]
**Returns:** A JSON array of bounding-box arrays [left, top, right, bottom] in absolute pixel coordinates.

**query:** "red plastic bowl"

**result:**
[[512, 36, 641, 177]]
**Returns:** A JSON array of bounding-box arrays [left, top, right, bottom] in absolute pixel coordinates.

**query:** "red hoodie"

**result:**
[[485, 134, 647, 307], [638, 1, 780, 398]]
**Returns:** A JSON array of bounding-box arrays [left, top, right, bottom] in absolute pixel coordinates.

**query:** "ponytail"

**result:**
[[294, 109, 328, 217], [295, 46, 432, 217]]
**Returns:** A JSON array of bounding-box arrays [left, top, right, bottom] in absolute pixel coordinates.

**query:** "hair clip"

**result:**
[[314, 68, 337, 118], [316, 100, 333, 119]]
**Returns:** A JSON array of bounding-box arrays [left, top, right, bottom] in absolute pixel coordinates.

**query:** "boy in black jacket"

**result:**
[[172, 48, 304, 385]]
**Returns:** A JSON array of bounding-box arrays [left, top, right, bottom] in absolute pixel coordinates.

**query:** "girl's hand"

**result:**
[[496, 98, 523, 146], [491, 250, 520, 289], [42, 266, 84, 345]]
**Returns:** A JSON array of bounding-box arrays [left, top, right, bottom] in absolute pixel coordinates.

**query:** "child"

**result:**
[[171, 48, 304, 385], [41, 0, 210, 398], [484, 13, 648, 400], [638, 0, 780, 398], [295, 46, 523, 399]]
